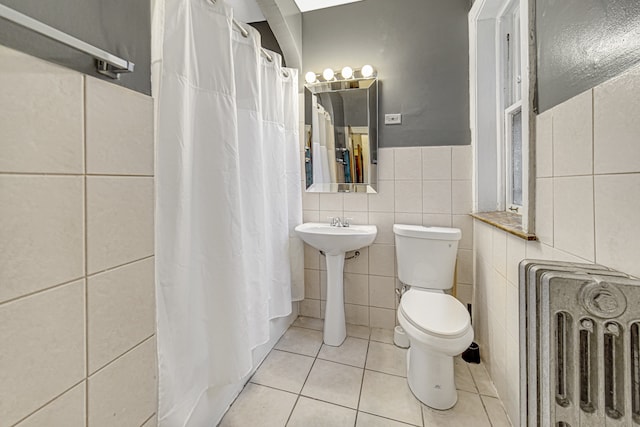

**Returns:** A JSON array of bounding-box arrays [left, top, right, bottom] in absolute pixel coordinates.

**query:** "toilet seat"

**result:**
[[399, 289, 470, 339]]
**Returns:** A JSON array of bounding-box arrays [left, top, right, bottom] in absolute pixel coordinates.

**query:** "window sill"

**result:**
[[471, 211, 537, 241]]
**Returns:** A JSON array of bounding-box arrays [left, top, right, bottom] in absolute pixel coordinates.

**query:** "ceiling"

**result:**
[[225, 0, 364, 22], [293, 0, 363, 13]]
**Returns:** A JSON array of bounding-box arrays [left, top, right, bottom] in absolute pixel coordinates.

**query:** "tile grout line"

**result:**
[[450, 146, 454, 217], [9, 379, 86, 427], [477, 393, 496, 427], [83, 74, 90, 427], [591, 90, 597, 264], [88, 334, 155, 378], [544, 170, 640, 178], [0, 172, 154, 178], [591, 89, 595, 177], [284, 340, 323, 426], [140, 412, 156, 427], [87, 255, 155, 278], [283, 393, 300, 426], [87, 173, 155, 178], [248, 381, 299, 396], [0, 255, 154, 308], [354, 339, 370, 421], [0, 171, 85, 176], [0, 276, 86, 307], [550, 112, 556, 252], [357, 409, 423, 427]]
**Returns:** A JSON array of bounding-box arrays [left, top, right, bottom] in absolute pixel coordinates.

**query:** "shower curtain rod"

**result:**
[[232, 19, 290, 79], [0, 3, 134, 79]]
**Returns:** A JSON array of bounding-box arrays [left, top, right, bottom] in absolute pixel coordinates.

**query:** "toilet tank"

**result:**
[[393, 224, 461, 290]]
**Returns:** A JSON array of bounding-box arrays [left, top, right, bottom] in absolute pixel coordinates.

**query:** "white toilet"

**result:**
[[393, 224, 474, 410]]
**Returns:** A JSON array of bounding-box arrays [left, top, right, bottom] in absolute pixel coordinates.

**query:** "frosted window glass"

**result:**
[[511, 110, 522, 206]]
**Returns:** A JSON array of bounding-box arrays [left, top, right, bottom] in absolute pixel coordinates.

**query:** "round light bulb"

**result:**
[[361, 64, 374, 78], [305, 71, 317, 84], [341, 66, 353, 79], [322, 68, 335, 81]]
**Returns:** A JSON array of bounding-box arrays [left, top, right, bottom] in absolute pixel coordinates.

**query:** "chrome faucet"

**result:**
[[328, 216, 352, 227]]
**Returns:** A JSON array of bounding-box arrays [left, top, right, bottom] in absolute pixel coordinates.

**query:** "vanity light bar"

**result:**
[[305, 65, 376, 84]]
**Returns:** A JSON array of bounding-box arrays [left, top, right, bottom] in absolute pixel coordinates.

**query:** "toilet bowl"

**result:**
[[393, 224, 474, 410]]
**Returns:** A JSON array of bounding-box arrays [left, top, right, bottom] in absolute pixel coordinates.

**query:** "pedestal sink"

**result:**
[[295, 222, 377, 346]]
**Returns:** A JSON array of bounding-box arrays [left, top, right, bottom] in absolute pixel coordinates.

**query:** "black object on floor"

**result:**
[[462, 341, 480, 364]]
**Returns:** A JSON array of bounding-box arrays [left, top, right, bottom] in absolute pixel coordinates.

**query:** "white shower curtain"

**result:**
[[152, 0, 303, 425]]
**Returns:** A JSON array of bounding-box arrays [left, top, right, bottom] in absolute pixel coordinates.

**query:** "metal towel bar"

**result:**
[[0, 3, 134, 79]]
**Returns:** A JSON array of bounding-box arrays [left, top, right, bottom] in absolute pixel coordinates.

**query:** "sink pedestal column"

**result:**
[[324, 253, 346, 346]]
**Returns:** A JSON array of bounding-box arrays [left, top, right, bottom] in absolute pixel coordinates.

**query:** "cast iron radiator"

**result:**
[[520, 260, 640, 427]]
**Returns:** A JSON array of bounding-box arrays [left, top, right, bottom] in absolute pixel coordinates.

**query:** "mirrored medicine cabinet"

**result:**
[[303, 78, 378, 193]]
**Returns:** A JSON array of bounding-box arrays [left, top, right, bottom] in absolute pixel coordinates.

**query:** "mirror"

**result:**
[[304, 78, 378, 193]]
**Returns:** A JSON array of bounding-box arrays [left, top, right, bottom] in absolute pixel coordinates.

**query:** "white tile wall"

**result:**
[[0, 175, 84, 303], [0, 47, 156, 426], [473, 62, 640, 425], [368, 244, 395, 277], [553, 176, 594, 261], [422, 146, 451, 180], [369, 276, 396, 309], [453, 214, 473, 250], [452, 146, 473, 181], [86, 176, 154, 273], [594, 173, 640, 278], [452, 180, 473, 214], [344, 273, 369, 306], [88, 338, 158, 427], [369, 180, 395, 212], [0, 52, 83, 174], [344, 192, 368, 212], [394, 147, 422, 180], [536, 110, 553, 178], [534, 177, 553, 246], [423, 213, 452, 227], [301, 145, 474, 327], [15, 383, 86, 427], [394, 180, 422, 213], [593, 66, 640, 174], [491, 229, 507, 278], [87, 258, 156, 373], [422, 180, 452, 214], [86, 78, 154, 176], [304, 269, 321, 299], [0, 280, 85, 426], [552, 90, 593, 177], [505, 234, 525, 286]]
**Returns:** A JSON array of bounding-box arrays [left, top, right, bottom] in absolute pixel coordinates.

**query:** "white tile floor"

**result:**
[[219, 317, 512, 427]]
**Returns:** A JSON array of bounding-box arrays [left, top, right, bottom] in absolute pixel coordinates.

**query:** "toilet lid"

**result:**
[[400, 290, 471, 338]]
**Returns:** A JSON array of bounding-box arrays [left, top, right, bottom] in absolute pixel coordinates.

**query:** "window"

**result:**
[[500, 1, 523, 214], [469, 0, 531, 231], [506, 103, 523, 210]]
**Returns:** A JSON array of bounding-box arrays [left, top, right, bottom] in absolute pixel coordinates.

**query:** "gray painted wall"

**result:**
[[537, 0, 640, 112], [302, 0, 470, 148], [258, 0, 302, 72], [0, 0, 150, 95], [249, 21, 285, 65]]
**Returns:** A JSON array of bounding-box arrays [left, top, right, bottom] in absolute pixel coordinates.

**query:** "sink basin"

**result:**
[[295, 222, 377, 346], [294, 222, 377, 256]]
